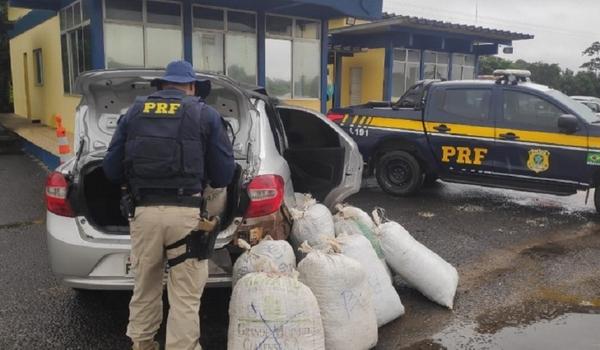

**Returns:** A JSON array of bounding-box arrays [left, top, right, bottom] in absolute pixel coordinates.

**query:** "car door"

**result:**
[[424, 85, 496, 178], [494, 88, 587, 190], [276, 105, 363, 207]]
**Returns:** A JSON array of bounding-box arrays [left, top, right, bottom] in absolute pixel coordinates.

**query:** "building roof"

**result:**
[[331, 14, 534, 43], [9, 0, 383, 19]]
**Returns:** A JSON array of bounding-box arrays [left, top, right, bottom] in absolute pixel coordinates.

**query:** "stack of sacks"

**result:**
[[373, 209, 459, 309], [298, 242, 378, 350], [232, 236, 296, 287]]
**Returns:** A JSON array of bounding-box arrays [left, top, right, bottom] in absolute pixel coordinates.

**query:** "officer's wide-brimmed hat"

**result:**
[[152, 60, 211, 97], [154, 60, 203, 84]]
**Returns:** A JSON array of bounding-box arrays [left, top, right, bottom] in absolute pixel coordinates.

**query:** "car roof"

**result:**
[[431, 79, 551, 92]]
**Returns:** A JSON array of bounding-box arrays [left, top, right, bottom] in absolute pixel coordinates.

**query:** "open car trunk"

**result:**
[[77, 160, 243, 235]]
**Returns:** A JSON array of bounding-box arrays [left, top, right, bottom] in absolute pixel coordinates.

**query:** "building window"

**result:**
[[392, 48, 421, 99], [33, 49, 44, 86], [192, 6, 257, 85], [424, 51, 449, 80], [266, 15, 321, 99], [451, 54, 476, 80], [59, 0, 92, 94], [103, 0, 183, 69]]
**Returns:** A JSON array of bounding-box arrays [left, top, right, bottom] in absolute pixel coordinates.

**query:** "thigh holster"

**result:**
[[165, 217, 220, 268]]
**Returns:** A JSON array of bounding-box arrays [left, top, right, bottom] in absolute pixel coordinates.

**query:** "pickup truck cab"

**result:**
[[328, 70, 600, 212]]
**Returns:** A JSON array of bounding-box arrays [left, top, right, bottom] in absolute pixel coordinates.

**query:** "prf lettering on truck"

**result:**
[[441, 146, 488, 165]]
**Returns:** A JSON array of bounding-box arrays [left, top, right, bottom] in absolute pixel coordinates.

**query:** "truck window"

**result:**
[[396, 83, 423, 108], [503, 91, 564, 129], [439, 89, 491, 121]]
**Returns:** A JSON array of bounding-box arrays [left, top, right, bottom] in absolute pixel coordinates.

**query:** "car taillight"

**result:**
[[45, 172, 75, 217], [327, 112, 345, 122], [245, 175, 284, 218]]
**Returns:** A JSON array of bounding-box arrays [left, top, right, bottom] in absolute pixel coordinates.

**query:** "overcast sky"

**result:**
[[383, 0, 600, 71]]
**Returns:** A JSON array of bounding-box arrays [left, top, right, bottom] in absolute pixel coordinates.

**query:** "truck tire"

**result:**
[[375, 151, 423, 196]]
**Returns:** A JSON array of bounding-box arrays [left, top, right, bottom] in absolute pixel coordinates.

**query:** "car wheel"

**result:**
[[375, 151, 423, 196]]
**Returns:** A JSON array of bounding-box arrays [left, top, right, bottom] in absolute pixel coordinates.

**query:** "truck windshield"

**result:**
[[546, 90, 599, 123]]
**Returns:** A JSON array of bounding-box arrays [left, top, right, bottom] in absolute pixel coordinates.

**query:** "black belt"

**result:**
[[136, 195, 202, 208]]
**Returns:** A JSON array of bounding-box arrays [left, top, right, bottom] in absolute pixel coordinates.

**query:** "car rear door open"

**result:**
[[276, 106, 362, 207]]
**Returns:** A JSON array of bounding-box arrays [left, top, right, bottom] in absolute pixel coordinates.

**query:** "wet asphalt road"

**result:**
[[1, 148, 599, 349]]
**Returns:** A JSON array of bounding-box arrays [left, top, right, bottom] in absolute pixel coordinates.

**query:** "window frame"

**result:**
[[265, 13, 321, 100], [191, 5, 258, 83], [102, 0, 184, 69], [451, 53, 476, 80], [500, 89, 567, 132], [33, 48, 44, 86], [424, 50, 450, 80], [392, 48, 421, 100], [59, 0, 91, 95]]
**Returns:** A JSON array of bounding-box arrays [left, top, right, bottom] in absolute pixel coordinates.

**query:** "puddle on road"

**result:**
[[419, 312, 600, 350], [0, 218, 44, 230]]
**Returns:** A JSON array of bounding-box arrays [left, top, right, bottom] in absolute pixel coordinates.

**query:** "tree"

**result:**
[[0, 0, 12, 112], [581, 41, 600, 74], [478, 56, 513, 75]]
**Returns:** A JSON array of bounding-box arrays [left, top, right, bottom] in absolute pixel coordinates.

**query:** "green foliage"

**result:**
[[0, 0, 13, 112], [581, 41, 600, 73], [479, 49, 600, 97]]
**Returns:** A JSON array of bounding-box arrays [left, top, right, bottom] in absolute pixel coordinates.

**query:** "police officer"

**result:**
[[103, 60, 235, 350]]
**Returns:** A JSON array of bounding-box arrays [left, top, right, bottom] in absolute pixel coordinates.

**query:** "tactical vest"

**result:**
[[124, 94, 206, 196]]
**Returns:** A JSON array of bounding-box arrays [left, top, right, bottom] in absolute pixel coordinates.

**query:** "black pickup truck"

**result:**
[[328, 71, 600, 212]]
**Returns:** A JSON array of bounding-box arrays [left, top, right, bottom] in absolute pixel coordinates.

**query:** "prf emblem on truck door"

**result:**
[[441, 146, 488, 165], [527, 149, 550, 173]]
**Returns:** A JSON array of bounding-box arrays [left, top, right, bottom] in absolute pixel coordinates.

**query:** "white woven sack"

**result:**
[[294, 192, 313, 209], [228, 273, 325, 350], [334, 205, 384, 259], [289, 200, 335, 256], [298, 244, 378, 350], [337, 234, 405, 326], [232, 237, 296, 287], [376, 217, 459, 309]]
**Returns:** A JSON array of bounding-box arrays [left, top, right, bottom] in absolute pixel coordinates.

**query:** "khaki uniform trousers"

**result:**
[[127, 206, 208, 350]]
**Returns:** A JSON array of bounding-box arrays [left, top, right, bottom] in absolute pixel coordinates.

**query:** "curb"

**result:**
[[20, 137, 61, 170], [0, 120, 61, 170]]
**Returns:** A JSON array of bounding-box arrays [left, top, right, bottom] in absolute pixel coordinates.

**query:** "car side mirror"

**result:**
[[558, 114, 579, 134]]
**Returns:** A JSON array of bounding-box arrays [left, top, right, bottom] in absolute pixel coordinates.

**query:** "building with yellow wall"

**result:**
[[328, 15, 533, 109], [9, 10, 80, 132], [7, 0, 384, 132]]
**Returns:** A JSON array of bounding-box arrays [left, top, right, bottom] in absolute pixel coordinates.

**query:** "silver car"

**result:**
[[571, 95, 600, 117], [44, 70, 363, 290]]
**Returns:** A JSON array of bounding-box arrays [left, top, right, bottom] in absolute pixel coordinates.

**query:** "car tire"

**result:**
[[375, 151, 423, 196]]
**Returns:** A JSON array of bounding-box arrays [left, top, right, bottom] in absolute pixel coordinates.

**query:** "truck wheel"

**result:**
[[375, 151, 423, 196]]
